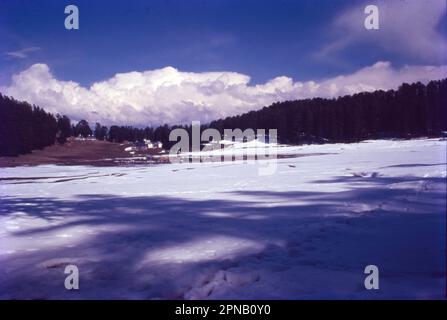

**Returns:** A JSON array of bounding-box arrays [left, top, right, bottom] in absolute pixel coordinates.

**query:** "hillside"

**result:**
[[0, 138, 135, 167]]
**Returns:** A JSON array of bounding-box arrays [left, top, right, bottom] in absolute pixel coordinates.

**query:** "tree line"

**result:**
[[0, 94, 71, 156], [1, 78, 446, 156], [207, 78, 447, 144], [105, 78, 447, 148]]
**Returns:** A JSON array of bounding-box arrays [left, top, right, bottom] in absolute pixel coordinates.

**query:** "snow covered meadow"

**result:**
[[0, 138, 445, 299]]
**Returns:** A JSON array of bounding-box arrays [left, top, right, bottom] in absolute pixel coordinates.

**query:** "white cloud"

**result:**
[[319, 0, 447, 63], [1, 62, 446, 126], [5, 47, 41, 59]]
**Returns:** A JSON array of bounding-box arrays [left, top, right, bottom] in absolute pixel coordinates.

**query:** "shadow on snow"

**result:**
[[0, 174, 445, 299]]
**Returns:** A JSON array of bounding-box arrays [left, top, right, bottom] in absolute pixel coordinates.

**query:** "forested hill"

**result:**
[[0, 95, 72, 156], [206, 78, 447, 144], [1, 78, 446, 157], [81, 78, 447, 149]]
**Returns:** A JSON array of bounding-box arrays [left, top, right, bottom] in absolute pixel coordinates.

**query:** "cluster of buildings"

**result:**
[[124, 139, 164, 155]]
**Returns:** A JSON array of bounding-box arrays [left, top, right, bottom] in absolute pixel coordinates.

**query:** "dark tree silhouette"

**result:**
[[94, 123, 108, 141], [56, 114, 72, 144], [74, 119, 92, 138], [0, 94, 62, 156]]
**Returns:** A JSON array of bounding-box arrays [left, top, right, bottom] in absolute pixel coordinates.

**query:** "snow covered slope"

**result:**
[[0, 138, 445, 299]]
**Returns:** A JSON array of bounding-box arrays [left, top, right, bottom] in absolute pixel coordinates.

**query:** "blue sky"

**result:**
[[1, 0, 446, 125], [1, 0, 444, 86]]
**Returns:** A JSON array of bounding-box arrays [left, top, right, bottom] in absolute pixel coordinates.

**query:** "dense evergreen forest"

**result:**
[[110, 78, 447, 148], [207, 78, 447, 145], [1, 78, 446, 156], [0, 95, 71, 156]]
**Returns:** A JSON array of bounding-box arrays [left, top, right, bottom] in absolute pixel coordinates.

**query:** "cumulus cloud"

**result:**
[[319, 0, 447, 63], [1, 62, 447, 126]]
